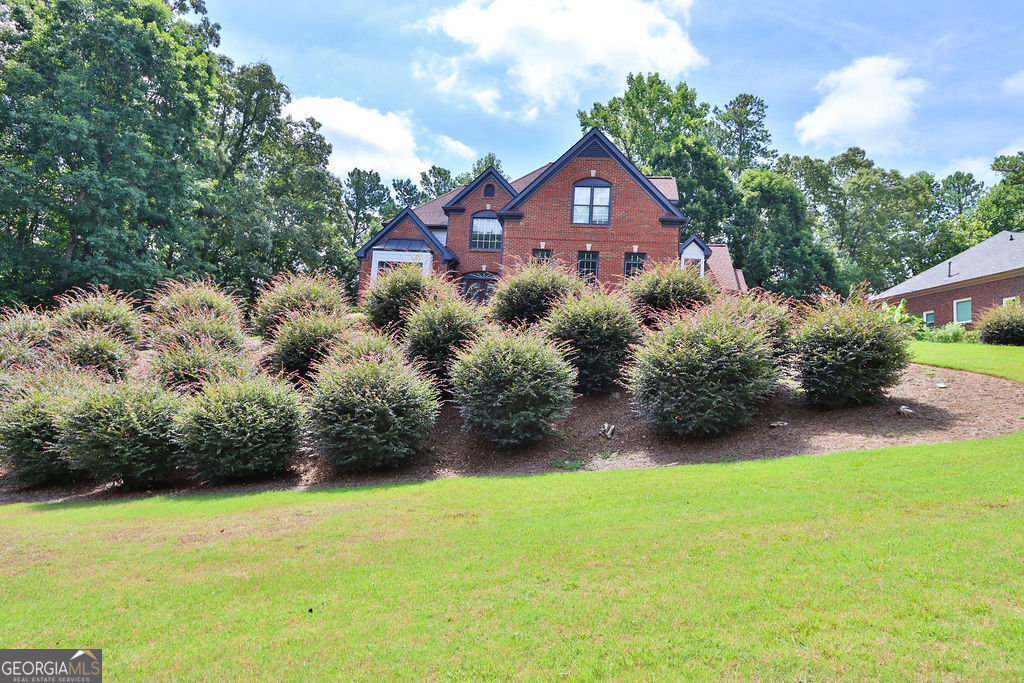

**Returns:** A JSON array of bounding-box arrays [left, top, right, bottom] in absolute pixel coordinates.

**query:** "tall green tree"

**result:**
[[935, 171, 984, 221], [343, 169, 392, 249], [972, 152, 1024, 236], [419, 165, 458, 199], [391, 178, 426, 210], [199, 60, 354, 298], [727, 170, 838, 297], [577, 73, 708, 171], [650, 135, 739, 241], [917, 170, 988, 270], [0, 0, 218, 303], [456, 153, 506, 184], [775, 149, 935, 289], [708, 94, 776, 176]]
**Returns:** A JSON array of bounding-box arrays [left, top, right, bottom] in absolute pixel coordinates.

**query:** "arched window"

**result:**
[[571, 179, 611, 225], [461, 272, 497, 302], [483, 183, 495, 197], [470, 211, 502, 250]]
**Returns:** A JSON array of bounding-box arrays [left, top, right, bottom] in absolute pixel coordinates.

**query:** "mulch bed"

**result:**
[[2, 363, 1023, 505]]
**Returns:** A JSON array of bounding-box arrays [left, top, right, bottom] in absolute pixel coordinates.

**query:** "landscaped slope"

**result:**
[[2, 432, 1023, 678]]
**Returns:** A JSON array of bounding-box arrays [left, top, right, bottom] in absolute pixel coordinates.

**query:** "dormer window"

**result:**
[[572, 179, 611, 225], [483, 183, 495, 197], [682, 256, 705, 276]]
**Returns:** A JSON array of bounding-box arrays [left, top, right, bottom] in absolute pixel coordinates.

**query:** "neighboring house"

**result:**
[[875, 230, 1024, 327], [355, 128, 746, 299]]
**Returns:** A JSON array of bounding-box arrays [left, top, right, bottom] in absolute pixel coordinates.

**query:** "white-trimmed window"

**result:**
[[922, 310, 934, 328], [1004, 296, 1020, 305], [953, 297, 972, 325], [370, 250, 432, 282], [679, 240, 707, 276], [470, 214, 502, 250]]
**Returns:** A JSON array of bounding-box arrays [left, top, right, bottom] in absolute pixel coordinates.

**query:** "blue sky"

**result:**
[[206, 0, 1024, 187]]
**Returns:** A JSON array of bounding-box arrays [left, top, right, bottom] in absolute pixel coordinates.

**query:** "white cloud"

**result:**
[[412, 55, 502, 114], [416, 0, 705, 115], [435, 134, 477, 159], [942, 137, 1024, 186], [795, 56, 926, 154], [942, 156, 999, 187], [285, 96, 430, 179], [998, 136, 1024, 156], [1001, 69, 1024, 95]]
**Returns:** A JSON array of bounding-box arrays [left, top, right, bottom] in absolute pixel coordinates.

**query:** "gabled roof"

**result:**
[[410, 186, 462, 227], [498, 128, 686, 224], [679, 234, 712, 257], [875, 230, 1024, 299], [511, 163, 551, 192], [398, 160, 676, 230], [707, 244, 747, 292], [442, 166, 517, 215], [355, 208, 459, 264], [401, 165, 550, 228]]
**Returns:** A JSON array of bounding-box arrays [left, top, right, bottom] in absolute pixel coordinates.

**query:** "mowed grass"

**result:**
[[912, 340, 1024, 382], [1, 342, 1021, 678], [2, 433, 1024, 679]]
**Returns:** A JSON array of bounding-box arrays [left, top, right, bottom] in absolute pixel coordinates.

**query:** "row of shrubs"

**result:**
[[2, 262, 916, 490]]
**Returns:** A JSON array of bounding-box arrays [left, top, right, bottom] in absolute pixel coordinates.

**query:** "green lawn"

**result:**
[[2, 432, 1023, 678], [2, 342, 1022, 678], [912, 340, 1024, 383]]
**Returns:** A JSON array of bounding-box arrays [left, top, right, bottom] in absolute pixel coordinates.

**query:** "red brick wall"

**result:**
[[446, 180, 512, 278], [502, 157, 678, 284], [886, 274, 1024, 327]]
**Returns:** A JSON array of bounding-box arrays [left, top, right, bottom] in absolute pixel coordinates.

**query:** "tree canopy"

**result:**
[[2, 10, 1017, 306]]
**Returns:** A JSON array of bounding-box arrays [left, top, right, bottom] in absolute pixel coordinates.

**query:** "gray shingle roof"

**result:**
[[876, 231, 1024, 299]]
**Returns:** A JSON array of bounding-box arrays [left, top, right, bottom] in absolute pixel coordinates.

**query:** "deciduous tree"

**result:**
[[0, 0, 218, 303], [577, 73, 708, 172], [727, 170, 838, 297], [456, 153, 506, 184]]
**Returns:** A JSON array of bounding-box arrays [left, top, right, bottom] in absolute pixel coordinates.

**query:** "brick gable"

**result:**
[[502, 156, 679, 284]]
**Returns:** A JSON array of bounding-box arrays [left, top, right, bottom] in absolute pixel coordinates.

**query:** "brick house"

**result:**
[[355, 127, 746, 298], [875, 230, 1024, 327]]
